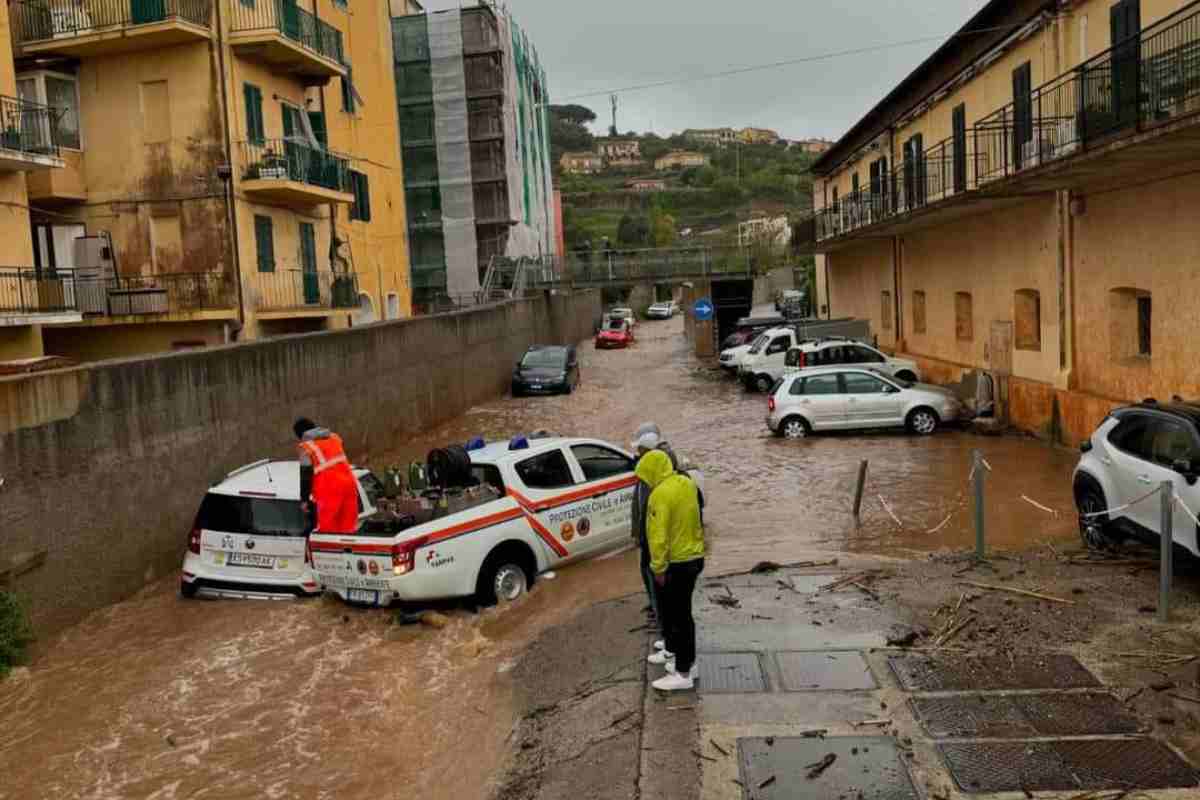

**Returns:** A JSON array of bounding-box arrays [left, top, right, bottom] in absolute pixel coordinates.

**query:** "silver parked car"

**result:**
[[766, 366, 966, 439]]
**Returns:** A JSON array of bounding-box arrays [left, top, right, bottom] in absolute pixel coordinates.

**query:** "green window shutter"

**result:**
[[341, 67, 355, 113], [308, 111, 327, 148], [299, 223, 317, 271], [360, 171, 371, 221], [244, 84, 264, 144], [254, 215, 274, 272]]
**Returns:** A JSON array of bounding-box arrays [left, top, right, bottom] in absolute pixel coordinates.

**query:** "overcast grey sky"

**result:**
[[421, 0, 991, 140]]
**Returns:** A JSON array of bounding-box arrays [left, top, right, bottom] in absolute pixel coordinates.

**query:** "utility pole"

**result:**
[[610, 94, 618, 137]]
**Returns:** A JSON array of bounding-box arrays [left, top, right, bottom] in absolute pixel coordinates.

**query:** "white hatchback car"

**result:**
[[767, 366, 965, 438], [1073, 402, 1200, 558], [647, 302, 675, 319], [181, 459, 383, 599]]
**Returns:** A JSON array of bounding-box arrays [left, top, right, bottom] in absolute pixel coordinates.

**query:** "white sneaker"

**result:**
[[654, 640, 666, 651], [647, 649, 674, 665], [666, 660, 699, 679], [652, 672, 695, 691]]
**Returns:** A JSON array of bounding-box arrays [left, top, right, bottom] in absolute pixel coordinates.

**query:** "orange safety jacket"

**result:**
[[298, 433, 354, 495]]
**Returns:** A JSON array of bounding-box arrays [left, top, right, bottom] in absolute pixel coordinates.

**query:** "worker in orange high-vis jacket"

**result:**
[[294, 417, 360, 535]]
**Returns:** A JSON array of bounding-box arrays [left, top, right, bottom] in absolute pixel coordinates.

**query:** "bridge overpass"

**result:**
[[484, 246, 757, 292]]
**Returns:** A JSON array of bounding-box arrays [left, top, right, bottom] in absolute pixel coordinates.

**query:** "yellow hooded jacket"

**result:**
[[636, 450, 705, 575]]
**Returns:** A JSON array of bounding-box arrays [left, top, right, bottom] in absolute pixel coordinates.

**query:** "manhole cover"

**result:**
[[888, 653, 1100, 691], [776, 651, 877, 692], [697, 652, 767, 693], [737, 735, 919, 799], [912, 692, 1141, 738], [938, 739, 1200, 793]]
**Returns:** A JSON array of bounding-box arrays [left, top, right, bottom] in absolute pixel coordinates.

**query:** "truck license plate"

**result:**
[[227, 552, 275, 569], [348, 588, 379, 604]]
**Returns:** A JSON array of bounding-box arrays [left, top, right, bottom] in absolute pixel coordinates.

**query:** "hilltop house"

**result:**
[[655, 150, 710, 171]]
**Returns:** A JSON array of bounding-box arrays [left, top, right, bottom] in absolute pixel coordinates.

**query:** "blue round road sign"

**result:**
[[693, 298, 714, 321]]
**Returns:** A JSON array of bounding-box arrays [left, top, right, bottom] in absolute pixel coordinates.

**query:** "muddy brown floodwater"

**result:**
[[0, 317, 1086, 799]]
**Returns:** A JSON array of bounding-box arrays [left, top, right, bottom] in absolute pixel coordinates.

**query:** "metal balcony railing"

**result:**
[[255, 270, 358, 311], [241, 138, 351, 193], [229, 0, 345, 65], [11, 0, 211, 44], [0, 95, 60, 158], [813, 0, 1200, 243], [0, 268, 78, 313]]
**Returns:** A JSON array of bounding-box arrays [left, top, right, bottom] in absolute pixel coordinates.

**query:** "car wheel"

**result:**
[[780, 416, 810, 440], [906, 407, 940, 436], [477, 548, 533, 605], [896, 370, 918, 383], [1075, 479, 1117, 552], [755, 374, 774, 394], [564, 380, 573, 395], [180, 579, 198, 599]]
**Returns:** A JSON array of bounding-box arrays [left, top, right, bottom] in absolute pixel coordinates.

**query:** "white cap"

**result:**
[[635, 431, 661, 452], [631, 422, 661, 450]]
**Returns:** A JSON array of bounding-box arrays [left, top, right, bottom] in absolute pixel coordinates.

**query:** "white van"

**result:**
[[738, 327, 802, 392], [181, 460, 382, 599]]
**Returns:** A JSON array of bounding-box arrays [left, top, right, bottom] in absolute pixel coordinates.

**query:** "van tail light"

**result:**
[[797, 351, 807, 368], [768, 396, 777, 412], [188, 527, 202, 555], [391, 536, 430, 576]]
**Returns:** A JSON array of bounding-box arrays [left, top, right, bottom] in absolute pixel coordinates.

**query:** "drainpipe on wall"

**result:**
[[893, 236, 903, 350], [213, 0, 245, 336]]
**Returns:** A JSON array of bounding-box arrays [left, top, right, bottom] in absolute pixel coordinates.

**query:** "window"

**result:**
[[515, 450, 576, 490], [471, 464, 505, 494], [843, 373, 890, 394], [912, 290, 927, 334], [340, 67, 356, 113], [766, 336, 791, 355], [244, 83, 264, 144], [1109, 414, 1155, 460], [811, 345, 849, 366], [847, 345, 886, 364], [1014, 289, 1041, 351], [350, 170, 372, 221], [299, 223, 317, 273], [571, 445, 634, 481], [1148, 421, 1196, 469], [881, 290, 893, 330], [801, 374, 842, 395], [1109, 287, 1152, 360], [140, 80, 170, 145], [254, 215, 274, 272], [1012, 62, 1033, 165], [955, 292, 974, 341], [358, 473, 384, 510], [851, 173, 859, 195], [952, 103, 967, 193], [17, 70, 81, 149], [196, 494, 308, 537], [1139, 296, 1152, 356]]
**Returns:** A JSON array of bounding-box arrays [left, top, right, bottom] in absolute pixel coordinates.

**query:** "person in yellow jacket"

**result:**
[[637, 449, 705, 691]]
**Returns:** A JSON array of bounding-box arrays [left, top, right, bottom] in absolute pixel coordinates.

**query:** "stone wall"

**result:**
[[0, 291, 599, 634]]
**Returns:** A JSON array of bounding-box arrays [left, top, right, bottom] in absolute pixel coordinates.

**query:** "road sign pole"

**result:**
[[1160, 480, 1173, 623]]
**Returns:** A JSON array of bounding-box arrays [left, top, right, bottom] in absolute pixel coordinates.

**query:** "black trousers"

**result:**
[[660, 558, 704, 673], [639, 540, 662, 628]]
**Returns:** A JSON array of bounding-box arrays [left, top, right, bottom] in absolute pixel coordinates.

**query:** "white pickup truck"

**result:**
[[310, 437, 638, 606]]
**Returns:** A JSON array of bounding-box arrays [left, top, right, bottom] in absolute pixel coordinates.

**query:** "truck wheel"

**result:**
[[180, 579, 198, 599], [477, 547, 533, 605], [755, 374, 774, 393]]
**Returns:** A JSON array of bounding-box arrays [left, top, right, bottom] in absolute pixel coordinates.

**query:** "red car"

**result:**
[[595, 319, 635, 349]]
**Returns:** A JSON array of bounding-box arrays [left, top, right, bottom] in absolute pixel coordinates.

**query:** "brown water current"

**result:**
[[0, 316, 1085, 799]]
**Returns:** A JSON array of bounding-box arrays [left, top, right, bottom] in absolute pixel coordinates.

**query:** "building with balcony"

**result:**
[[392, 1, 554, 311], [683, 127, 737, 148], [737, 127, 780, 145], [805, 0, 1200, 445], [597, 137, 641, 167], [560, 151, 602, 174], [3, 0, 412, 361], [654, 150, 710, 171]]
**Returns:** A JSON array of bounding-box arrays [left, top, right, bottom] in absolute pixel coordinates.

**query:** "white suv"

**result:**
[[1074, 402, 1200, 558], [742, 335, 921, 394], [181, 459, 382, 599], [767, 366, 964, 438]]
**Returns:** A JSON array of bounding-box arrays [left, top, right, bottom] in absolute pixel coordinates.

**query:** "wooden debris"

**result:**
[[935, 617, 974, 649], [805, 753, 836, 779], [850, 581, 879, 600], [711, 558, 838, 579], [820, 572, 873, 593], [799, 728, 827, 738], [957, 581, 1074, 604], [757, 775, 777, 789], [852, 719, 889, 727], [1166, 691, 1200, 705], [692, 749, 717, 763], [709, 738, 729, 756]]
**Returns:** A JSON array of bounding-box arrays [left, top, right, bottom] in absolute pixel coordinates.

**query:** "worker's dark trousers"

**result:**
[[660, 558, 705, 673], [639, 540, 662, 627]]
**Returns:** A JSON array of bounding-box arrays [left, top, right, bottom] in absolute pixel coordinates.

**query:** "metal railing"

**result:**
[[240, 138, 351, 193], [488, 246, 757, 289], [0, 268, 78, 313], [229, 0, 345, 65], [0, 95, 60, 158], [814, 0, 1200, 242], [11, 0, 211, 44], [255, 269, 358, 311]]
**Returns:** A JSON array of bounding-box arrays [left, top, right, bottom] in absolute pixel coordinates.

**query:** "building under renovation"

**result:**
[[392, 1, 554, 310]]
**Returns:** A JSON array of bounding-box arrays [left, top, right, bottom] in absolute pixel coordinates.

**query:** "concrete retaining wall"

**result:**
[[0, 291, 599, 634]]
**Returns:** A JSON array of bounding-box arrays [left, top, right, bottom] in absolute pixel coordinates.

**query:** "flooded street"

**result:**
[[0, 316, 1087, 799]]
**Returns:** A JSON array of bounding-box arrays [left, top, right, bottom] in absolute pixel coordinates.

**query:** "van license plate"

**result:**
[[227, 552, 275, 569], [348, 588, 379, 604]]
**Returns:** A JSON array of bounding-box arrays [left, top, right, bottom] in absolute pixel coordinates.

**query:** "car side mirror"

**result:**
[[1173, 459, 1198, 485]]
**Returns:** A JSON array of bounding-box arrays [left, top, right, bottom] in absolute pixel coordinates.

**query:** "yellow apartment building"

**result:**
[[654, 150, 709, 171], [737, 127, 780, 145], [0, 0, 80, 361], [1, 0, 414, 361], [806, 0, 1200, 445]]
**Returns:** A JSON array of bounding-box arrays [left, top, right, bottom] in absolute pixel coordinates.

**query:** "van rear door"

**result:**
[[196, 493, 310, 579]]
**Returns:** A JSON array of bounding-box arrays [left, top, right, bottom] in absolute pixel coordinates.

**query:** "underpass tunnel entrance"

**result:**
[[713, 278, 754, 351]]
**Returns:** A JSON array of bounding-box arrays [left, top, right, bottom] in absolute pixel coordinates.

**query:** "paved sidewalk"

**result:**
[[639, 564, 1200, 800]]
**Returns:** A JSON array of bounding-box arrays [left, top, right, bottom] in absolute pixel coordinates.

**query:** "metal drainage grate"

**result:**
[[776, 651, 877, 692], [697, 652, 767, 693], [737, 735, 919, 799], [938, 739, 1200, 794], [911, 692, 1141, 739], [888, 653, 1101, 692]]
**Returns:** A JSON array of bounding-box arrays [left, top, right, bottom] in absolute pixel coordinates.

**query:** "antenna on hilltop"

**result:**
[[609, 94, 618, 137]]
